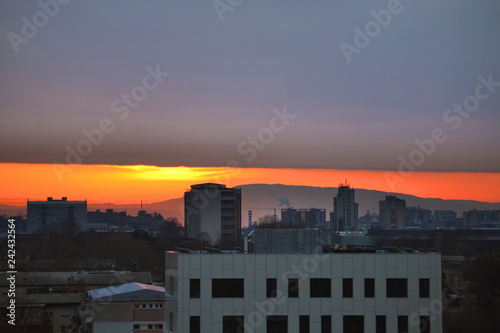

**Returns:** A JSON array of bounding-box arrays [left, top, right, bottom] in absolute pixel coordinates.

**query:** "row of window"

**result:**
[[189, 278, 430, 299], [221, 216, 236, 222], [187, 315, 432, 333], [133, 303, 163, 309], [221, 208, 236, 214], [133, 324, 163, 330]]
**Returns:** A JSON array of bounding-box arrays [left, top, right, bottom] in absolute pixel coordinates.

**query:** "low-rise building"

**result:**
[[81, 282, 165, 333], [0, 271, 152, 333]]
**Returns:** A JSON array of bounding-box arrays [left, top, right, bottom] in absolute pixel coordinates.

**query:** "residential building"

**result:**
[[165, 251, 442, 333], [379, 196, 406, 230], [281, 208, 302, 226], [27, 197, 87, 233], [406, 207, 432, 227], [184, 183, 242, 249], [333, 180, 359, 232], [80, 282, 165, 333], [303, 208, 326, 228]]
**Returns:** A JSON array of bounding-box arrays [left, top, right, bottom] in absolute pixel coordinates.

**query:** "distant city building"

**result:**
[[27, 197, 87, 233], [333, 180, 359, 231], [184, 183, 241, 249], [303, 208, 326, 228], [248, 210, 252, 227], [433, 210, 457, 226], [81, 282, 165, 333], [165, 251, 442, 333], [379, 195, 406, 229], [463, 209, 500, 227], [246, 229, 331, 254], [281, 207, 303, 225], [406, 206, 432, 226]]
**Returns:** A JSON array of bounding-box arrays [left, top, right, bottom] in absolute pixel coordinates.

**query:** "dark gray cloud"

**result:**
[[1, 0, 499, 171]]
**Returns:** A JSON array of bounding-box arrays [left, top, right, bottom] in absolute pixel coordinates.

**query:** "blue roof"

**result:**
[[88, 282, 164, 300]]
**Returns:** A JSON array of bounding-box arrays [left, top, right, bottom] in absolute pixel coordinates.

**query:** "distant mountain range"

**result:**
[[2, 184, 499, 226]]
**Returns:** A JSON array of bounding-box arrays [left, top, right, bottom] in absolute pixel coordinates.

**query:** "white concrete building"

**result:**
[[27, 197, 87, 233], [165, 252, 442, 333]]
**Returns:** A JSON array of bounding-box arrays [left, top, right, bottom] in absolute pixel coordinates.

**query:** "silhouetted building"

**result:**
[[281, 208, 302, 225], [406, 206, 432, 226], [379, 195, 406, 229], [184, 183, 241, 249], [332, 180, 359, 231], [433, 210, 457, 226], [27, 197, 87, 233], [463, 209, 500, 227], [303, 208, 326, 228]]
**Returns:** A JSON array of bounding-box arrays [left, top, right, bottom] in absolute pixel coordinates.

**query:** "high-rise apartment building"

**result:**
[[333, 180, 359, 231], [184, 183, 241, 249], [27, 197, 87, 233], [379, 196, 406, 230]]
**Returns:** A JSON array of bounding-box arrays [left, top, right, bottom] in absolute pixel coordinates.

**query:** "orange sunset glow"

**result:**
[[1, 163, 499, 205]]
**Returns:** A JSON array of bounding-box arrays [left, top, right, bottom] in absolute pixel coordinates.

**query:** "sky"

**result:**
[[1, 1, 499, 203]]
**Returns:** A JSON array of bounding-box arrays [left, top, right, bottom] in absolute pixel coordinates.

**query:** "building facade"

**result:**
[[27, 197, 87, 233], [333, 182, 359, 232], [281, 208, 303, 226], [81, 282, 165, 333], [184, 183, 242, 249], [379, 196, 406, 230], [165, 252, 442, 333], [304, 208, 327, 228]]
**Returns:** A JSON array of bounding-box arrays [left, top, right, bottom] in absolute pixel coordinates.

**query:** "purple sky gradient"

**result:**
[[1, 0, 499, 172]]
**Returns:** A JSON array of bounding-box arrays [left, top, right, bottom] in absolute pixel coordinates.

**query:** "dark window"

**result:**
[[300, 315, 309, 333], [223, 316, 244, 333], [133, 325, 140, 329], [169, 312, 174, 330], [212, 279, 244, 298], [419, 278, 430, 298], [376, 316, 386, 333], [387, 279, 407, 298], [365, 278, 375, 298], [190, 316, 200, 333], [321, 316, 331, 333], [420, 316, 430, 333], [267, 278, 277, 298], [289, 278, 299, 298], [267, 316, 287, 333], [343, 315, 364, 333], [310, 278, 331, 297], [397, 316, 408, 333], [343, 278, 353, 298], [190, 279, 200, 298]]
